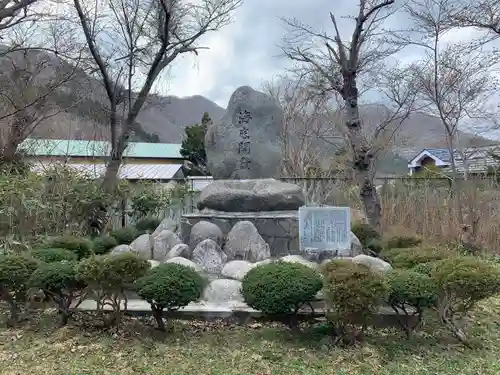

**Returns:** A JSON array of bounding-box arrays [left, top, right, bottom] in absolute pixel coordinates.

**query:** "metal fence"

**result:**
[[110, 175, 499, 229]]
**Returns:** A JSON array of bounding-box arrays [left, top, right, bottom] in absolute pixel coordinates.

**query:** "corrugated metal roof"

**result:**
[[20, 139, 183, 159], [30, 162, 184, 180]]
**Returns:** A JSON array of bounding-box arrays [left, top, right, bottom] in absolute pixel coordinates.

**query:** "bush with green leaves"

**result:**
[[110, 226, 140, 245], [0, 254, 39, 325], [351, 223, 381, 247], [29, 261, 86, 325], [31, 248, 78, 263], [92, 235, 118, 255], [380, 246, 452, 269], [385, 235, 422, 249], [135, 263, 203, 331], [45, 235, 93, 260], [387, 269, 437, 338], [411, 261, 438, 276], [431, 256, 500, 343], [76, 252, 150, 327], [135, 218, 161, 234], [129, 181, 171, 221], [241, 262, 322, 327], [322, 259, 389, 345], [365, 238, 383, 255]]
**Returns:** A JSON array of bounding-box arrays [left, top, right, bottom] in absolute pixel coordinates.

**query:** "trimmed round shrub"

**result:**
[[135, 218, 161, 233], [351, 223, 380, 247], [385, 235, 422, 249], [0, 254, 39, 324], [241, 262, 323, 316], [432, 256, 500, 305], [135, 263, 204, 331], [110, 226, 140, 245], [387, 269, 437, 309], [431, 257, 500, 342], [322, 259, 388, 342], [76, 252, 151, 288], [29, 261, 85, 325], [92, 235, 118, 255], [390, 247, 452, 269], [387, 269, 437, 337], [76, 252, 150, 327], [31, 248, 78, 263], [45, 235, 93, 259]]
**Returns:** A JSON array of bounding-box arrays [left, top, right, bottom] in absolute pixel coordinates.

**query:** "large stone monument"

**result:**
[[204, 85, 282, 179], [181, 85, 360, 258]]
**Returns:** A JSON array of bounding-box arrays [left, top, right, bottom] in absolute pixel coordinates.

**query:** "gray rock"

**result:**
[[204, 85, 283, 179], [221, 260, 254, 281], [320, 257, 353, 267], [280, 255, 317, 269], [352, 254, 393, 274], [350, 232, 363, 256], [152, 230, 182, 261], [224, 221, 270, 262], [165, 257, 202, 272], [152, 217, 178, 237], [202, 279, 244, 303], [192, 239, 228, 274], [129, 234, 153, 259], [254, 259, 272, 267], [197, 179, 305, 212], [110, 244, 132, 256], [165, 243, 190, 260], [148, 260, 160, 268], [189, 221, 223, 250]]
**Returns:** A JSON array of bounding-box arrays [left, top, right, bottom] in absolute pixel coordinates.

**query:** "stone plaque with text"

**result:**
[[298, 206, 351, 255]]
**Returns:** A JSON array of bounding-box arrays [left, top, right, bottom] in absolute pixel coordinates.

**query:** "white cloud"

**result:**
[[163, 30, 238, 106]]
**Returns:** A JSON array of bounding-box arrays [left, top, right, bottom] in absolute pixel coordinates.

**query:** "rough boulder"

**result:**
[[197, 179, 305, 212]]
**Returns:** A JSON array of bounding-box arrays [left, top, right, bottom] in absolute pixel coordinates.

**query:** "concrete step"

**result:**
[[76, 299, 417, 328]]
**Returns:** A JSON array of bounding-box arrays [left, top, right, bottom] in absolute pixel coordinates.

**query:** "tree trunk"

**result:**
[[7, 298, 19, 327], [342, 72, 382, 230], [57, 298, 71, 326], [152, 307, 166, 332], [102, 131, 129, 191], [446, 135, 465, 232]]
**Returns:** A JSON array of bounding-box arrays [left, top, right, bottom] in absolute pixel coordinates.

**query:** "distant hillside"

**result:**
[[0, 47, 496, 175]]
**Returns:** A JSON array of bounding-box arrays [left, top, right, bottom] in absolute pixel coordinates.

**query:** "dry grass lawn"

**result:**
[[1, 299, 500, 375]]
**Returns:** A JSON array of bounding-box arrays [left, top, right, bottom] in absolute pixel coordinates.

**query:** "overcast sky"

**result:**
[[161, 0, 374, 107], [160, 0, 485, 109]]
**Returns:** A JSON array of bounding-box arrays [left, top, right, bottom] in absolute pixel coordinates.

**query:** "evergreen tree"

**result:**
[[180, 112, 211, 175]]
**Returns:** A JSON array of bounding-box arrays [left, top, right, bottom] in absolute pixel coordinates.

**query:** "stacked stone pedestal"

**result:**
[[181, 210, 299, 257]]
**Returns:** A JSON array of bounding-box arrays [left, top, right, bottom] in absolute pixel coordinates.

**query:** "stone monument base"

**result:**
[[181, 210, 299, 257]]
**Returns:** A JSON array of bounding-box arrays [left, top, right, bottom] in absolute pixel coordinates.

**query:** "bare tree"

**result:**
[[395, 0, 499, 234], [263, 75, 346, 178], [280, 0, 418, 229], [446, 0, 500, 43], [70, 0, 241, 190], [0, 42, 86, 165], [0, 0, 39, 33], [263, 75, 352, 204]]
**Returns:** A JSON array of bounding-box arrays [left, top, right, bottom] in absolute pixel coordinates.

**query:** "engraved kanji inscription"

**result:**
[[239, 156, 251, 169], [237, 109, 252, 124], [239, 127, 250, 139], [238, 141, 251, 154]]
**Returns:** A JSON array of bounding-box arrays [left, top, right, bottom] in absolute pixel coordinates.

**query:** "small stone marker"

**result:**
[[298, 206, 351, 256]]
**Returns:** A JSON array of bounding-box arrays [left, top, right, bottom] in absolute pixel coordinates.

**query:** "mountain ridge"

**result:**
[[0, 47, 496, 173]]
